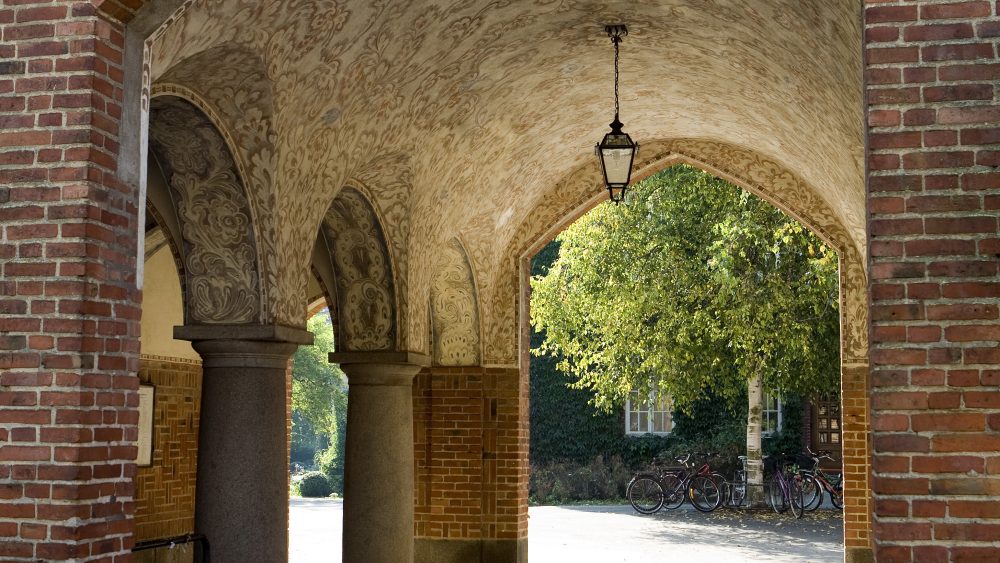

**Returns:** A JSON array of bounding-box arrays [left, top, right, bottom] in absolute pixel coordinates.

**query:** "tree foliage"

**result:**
[[530, 165, 840, 416], [291, 310, 347, 481]]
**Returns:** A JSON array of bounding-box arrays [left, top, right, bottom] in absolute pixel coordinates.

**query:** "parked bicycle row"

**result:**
[[626, 448, 843, 518]]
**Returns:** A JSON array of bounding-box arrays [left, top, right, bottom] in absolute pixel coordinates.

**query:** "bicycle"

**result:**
[[764, 454, 805, 519], [798, 448, 844, 511], [626, 471, 665, 514], [660, 453, 724, 513], [626, 453, 724, 514], [720, 455, 748, 508]]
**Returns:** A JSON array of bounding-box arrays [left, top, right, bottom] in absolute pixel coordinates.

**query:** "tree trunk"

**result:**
[[746, 372, 764, 504]]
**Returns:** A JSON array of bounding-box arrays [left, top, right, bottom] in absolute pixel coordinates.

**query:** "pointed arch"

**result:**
[[315, 187, 398, 352], [429, 238, 481, 366], [147, 95, 264, 324]]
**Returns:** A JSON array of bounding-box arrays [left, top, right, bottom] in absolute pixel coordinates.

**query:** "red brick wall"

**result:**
[[133, 355, 201, 542], [0, 1, 140, 560], [413, 366, 528, 542], [865, 1, 1000, 560], [92, 0, 149, 24]]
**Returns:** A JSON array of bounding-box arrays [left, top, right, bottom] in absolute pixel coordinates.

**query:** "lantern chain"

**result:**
[[607, 25, 627, 121], [613, 32, 620, 120]]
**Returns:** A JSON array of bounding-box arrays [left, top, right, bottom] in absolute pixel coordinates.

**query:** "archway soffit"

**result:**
[[513, 138, 865, 268]]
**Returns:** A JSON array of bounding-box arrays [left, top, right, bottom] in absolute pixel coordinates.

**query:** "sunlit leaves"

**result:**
[[531, 165, 840, 415], [292, 310, 348, 457]]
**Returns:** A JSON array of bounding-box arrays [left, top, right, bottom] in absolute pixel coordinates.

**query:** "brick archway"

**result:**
[[502, 139, 872, 561], [2, 1, 998, 561]]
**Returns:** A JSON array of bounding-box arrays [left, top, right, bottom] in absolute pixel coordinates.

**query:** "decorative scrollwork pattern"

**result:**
[[148, 95, 262, 324], [147, 1, 864, 354], [322, 188, 396, 351], [430, 239, 480, 366]]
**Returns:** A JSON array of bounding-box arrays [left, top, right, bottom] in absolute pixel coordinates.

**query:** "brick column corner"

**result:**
[[1, 2, 141, 560], [865, 1, 1000, 561]]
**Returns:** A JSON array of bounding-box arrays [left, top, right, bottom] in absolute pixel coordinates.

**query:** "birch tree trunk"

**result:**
[[746, 371, 765, 503]]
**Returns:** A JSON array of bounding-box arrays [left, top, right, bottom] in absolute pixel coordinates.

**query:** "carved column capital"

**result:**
[[329, 351, 430, 386], [175, 324, 313, 368]]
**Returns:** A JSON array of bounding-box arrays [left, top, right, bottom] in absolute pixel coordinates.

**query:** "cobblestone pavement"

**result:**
[[289, 499, 843, 563]]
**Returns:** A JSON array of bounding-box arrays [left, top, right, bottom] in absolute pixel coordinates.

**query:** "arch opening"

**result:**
[[517, 154, 870, 561]]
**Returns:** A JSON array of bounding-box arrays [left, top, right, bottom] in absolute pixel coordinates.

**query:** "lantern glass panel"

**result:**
[[600, 146, 634, 186]]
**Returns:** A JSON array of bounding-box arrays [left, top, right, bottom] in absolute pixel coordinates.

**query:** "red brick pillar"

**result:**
[[1, 2, 140, 560], [866, 1, 1000, 561]]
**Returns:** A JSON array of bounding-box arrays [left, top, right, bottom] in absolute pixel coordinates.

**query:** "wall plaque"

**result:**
[[137, 385, 155, 467]]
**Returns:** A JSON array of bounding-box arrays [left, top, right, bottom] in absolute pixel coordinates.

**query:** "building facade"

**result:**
[[0, 1, 998, 562]]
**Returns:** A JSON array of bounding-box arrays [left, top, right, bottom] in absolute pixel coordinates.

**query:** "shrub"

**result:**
[[529, 455, 632, 505], [315, 446, 344, 495], [298, 471, 333, 498]]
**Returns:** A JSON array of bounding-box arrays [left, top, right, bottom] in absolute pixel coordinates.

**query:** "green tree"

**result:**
[[291, 310, 348, 487], [530, 165, 840, 489]]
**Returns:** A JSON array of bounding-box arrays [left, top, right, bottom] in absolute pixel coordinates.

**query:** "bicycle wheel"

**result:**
[[729, 480, 747, 508], [766, 475, 787, 514], [788, 478, 805, 519], [710, 473, 730, 508], [660, 473, 686, 509], [689, 475, 722, 513], [799, 474, 822, 512], [626, 474, 664, 515], [830, 483, 844, 509], [728, 470, 747, 508]]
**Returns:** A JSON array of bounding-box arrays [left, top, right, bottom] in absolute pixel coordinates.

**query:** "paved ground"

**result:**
[[289, 498, 843, 562], [529, 504, 843, 563], [289, 498, 343, 562]]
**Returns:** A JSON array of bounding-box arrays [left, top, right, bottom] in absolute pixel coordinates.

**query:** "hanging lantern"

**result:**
[[595, 25, 639, 203]]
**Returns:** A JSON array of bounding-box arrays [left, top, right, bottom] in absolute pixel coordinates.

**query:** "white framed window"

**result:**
[[762, 392, 782, 436], [625, 389, 672, 435]]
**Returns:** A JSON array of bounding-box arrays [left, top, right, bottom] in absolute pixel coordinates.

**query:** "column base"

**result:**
[[415, 538, 527, 563], [845, 547, 874, 563]]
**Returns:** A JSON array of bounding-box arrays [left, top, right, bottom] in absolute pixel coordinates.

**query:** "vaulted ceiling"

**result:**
[[144, 0, 864, 360]]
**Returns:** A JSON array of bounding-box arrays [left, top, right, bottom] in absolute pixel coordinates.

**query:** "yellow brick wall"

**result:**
[[413, 366, 528, 541], [134, 355, 203, 542]]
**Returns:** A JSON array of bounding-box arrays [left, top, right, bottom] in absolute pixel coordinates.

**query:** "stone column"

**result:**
[[176, 325, 313, 563], [330, 352, 429, 563]]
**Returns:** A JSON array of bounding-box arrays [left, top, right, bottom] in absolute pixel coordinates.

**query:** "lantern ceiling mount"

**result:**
[[595, 24, 639, 204]]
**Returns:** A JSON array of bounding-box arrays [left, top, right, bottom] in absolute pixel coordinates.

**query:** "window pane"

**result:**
[[626, 387, 675, 434], [656, 393, 671, 412], [654, 410, 671, 433], [629, 402, 640, 418]]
